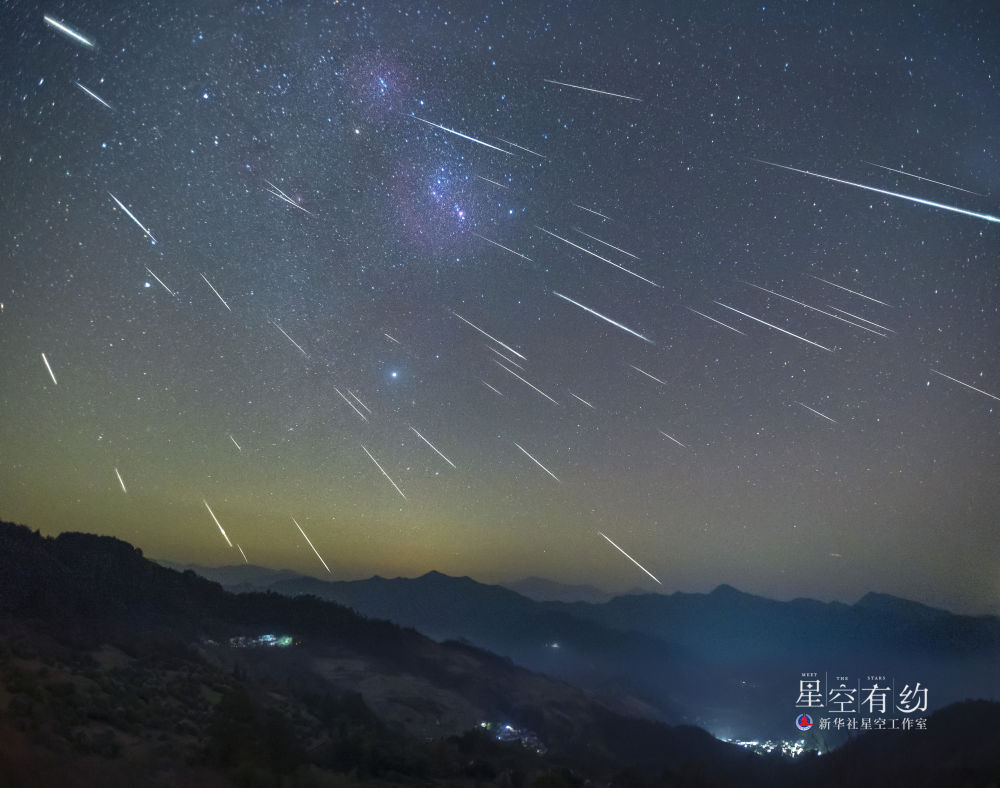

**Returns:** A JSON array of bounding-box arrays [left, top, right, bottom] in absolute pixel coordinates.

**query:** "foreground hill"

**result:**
[[3, 521, 998, 787], [208, 567, 1000, 739]]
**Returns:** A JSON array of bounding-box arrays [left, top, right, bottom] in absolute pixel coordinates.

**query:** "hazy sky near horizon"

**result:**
[[2, 2, 998, 614]]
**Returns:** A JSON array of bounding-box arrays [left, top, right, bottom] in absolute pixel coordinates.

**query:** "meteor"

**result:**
[[410, 115, 516, 156], [808, 275, 894, 308], [493, 360, 559, 405], [264, 179, 316, 216], [203, 499, 233, 548], [826, 306, 895, 334], [144, 267, 174, 296], [598, 531, 661, 584], [513, 442, 561, 483], [361, 445, 407, 500], [480, 379, 504, 397], [292, 517, 332, 574], [543, 79, 642, 102], [43, 15, 94, 48], [713, 301, 834, 352], [270, 319, 307, 356], [572, 228, 639, 259], [739, 281, 887, 336], [630, 364, 667, 386], [74, 81, 112, 110], [471, 232, 533, 262], [334, 387, 368, 422], [930, 369, 1000, 403], [450, 310, 526, 360], [200, 273, 231, 311], [755, 159, 1000, 224], [108, 192, 157, 244], [384, 332, 400, 344], [229, 434, 242, 452], [658, 431, 688, 448], [494, 136, 548, 159], [552, 291, 654, 344], [537, 226, 660, 288], [862, 161, 985, 197], [410, 426, 456, 469], [573, 204, 614, 221], [476, 175, 509, 190], [114, 467, 127, 493], [347, 389, 372, 414], [487, 345, 525, 370], [686, 307, 746, 336], [41, 352, 58, 385], [796, 402, 838, 424], [570, 392, 595, 409], [236, 544, 248, 564]]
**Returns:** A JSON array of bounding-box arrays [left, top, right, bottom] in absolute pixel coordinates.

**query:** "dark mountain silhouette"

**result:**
[[502, 576, 614, 604], [4, 520, 998, 786], [204, 566, 1000, 740]]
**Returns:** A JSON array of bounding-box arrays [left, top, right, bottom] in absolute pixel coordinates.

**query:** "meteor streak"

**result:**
[[236, 544, 248, 564], [543, 79, 642, 102], [930, 369, 1000, 403], [598, 531, 661, 584], [264, 179, 316, 216], [293, 517, 332, 573], [43, 15, 94, 48], [41, 352, 57, 385], [361, 445, 407, 500], [658, 431, 688, 448], [200, 273, 231, 311], [572, 228, 639, 259], [713, 301, 834, 352], [552, 291, 654, 344], [229, 434, 242, 451], [203, 499, 233, 547], [410, 115, 516, 156], [796, 402, 838, 424], [570, 392, 595, 409], [537, 226, 660, 288], [487, 345, 525, 370], [513, 442, 561, 482], [686, 307, 746, 336], [808, 276, 894, 308], [108, 192, 157, 244], [476, 175, 509, 189], [334, 387, 368, 422], [471, 232, 533, 262], [450, 310, 526, 360], [493, 360, 559, 405], [862, 161, 985, 197], [740, 282, 886, 336], [74, 81, 112, 110], [114, 467, 127, 493], [384, 333, 400, 344], [494, 136, 548, 159], [756, 159, 1000, 224], [573, 204, 614, 221], [630, 364, 667, 386], [410, 426, 456, 468], [480, 379, 504, 397], [347, 389, 372, 414], [827, 306, 895, 333], [144, 267, 174, 296], [270, 319, 307, 356]]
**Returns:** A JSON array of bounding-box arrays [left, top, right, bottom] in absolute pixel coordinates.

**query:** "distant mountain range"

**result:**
[[176, 562, 1000, 740], [3, 520, 999, 787]]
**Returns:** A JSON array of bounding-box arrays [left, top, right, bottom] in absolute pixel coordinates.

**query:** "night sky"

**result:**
[[2, 2, 998, 615]]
